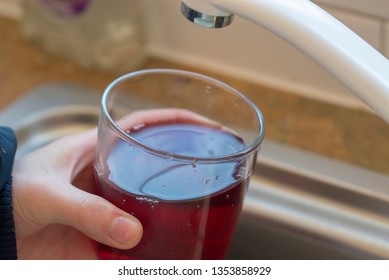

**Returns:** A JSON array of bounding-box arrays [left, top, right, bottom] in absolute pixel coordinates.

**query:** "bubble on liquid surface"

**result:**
[[136, 197, 159, 206], [94, 168, 105, 178], [234, 166, 247, 179]]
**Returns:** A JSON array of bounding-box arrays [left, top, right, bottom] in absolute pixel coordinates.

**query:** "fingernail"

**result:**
[[109, 216, 141, 246]]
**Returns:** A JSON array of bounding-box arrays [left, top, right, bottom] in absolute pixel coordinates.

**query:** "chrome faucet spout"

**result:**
[[180, 0, 389, 124], [180, 0, 233, 28]]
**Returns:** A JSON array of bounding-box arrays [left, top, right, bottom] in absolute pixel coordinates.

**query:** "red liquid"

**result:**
[[95, 123, 250, 259]]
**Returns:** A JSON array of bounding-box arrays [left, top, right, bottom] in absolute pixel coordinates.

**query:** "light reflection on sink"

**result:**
[[1, 83, 389, 259], [12, 106, 100, 157]]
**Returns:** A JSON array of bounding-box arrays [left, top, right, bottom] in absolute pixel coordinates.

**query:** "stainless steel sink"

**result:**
[[1, 83, 389, 259]]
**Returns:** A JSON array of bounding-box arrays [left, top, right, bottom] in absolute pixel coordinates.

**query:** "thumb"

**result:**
[[13, 165, 143, 249], [41, 180, 143, 249]]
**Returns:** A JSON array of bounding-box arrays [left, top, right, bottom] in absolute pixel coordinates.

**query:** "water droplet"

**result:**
[[166, 153, 174, 160], [192, 160, 197, 168], [196, 204, 200, 209], [216, 175, 221, 181], [225, 195, 230, 199], [206, 179, 210, 184], [205, 85, 213, 93]]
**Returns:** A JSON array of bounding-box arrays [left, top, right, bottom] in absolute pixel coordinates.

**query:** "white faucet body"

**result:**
[[182, 0, 389, 124]]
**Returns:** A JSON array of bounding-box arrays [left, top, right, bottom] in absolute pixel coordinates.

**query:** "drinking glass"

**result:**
[[94, 69, 265, 259]]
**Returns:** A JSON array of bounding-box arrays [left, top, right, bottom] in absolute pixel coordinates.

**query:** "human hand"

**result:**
[[11, 108, 219, 259], [12, 128, 143, 259]]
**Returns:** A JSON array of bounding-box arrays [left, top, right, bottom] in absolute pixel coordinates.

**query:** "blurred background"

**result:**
[[1, 0, 389, 109]]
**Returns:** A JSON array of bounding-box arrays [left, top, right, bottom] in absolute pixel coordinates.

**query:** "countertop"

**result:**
[[1, 16, 388, 175]]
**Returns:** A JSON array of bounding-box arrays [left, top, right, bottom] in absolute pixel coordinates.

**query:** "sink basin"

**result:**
[[1, 83, 389, 259]]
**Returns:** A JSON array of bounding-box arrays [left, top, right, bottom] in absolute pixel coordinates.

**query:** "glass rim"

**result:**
[[102, 68, 266, 163]]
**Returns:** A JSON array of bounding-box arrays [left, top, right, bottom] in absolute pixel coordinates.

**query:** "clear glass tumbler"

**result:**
[[94, 69, 265, 259]]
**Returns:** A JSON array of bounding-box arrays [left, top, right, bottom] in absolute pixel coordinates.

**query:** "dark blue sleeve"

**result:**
[[0, 127, 17, 260]]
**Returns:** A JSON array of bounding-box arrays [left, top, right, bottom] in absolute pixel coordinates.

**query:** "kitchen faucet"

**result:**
[[180, 0, 389, 124]]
